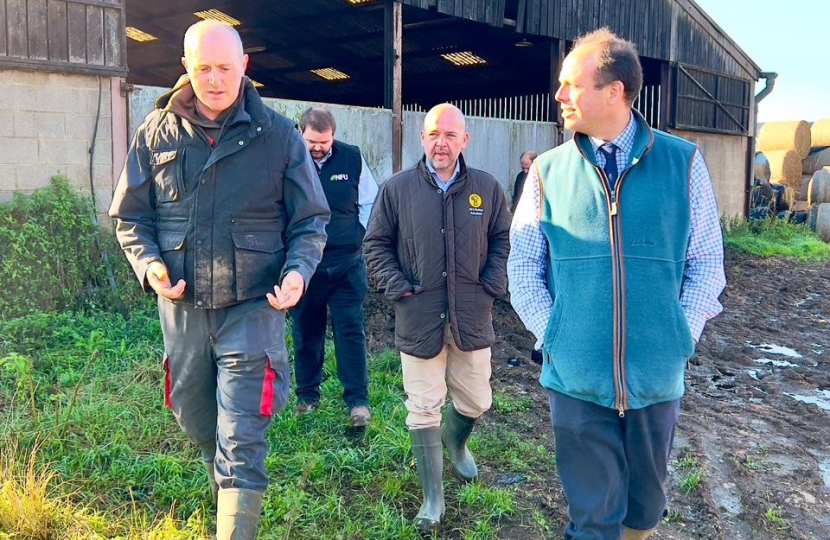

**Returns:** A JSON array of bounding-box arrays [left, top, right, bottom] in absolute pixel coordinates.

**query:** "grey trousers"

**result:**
[[159, 296, 290, 491]]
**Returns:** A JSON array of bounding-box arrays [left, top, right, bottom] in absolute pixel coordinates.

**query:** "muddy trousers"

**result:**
[[547, 390, 679, 540], [159, 296, 291, 491]]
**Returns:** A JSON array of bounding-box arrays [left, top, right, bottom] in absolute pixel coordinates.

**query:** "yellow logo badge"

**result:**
[[469, 194, 482, 208]]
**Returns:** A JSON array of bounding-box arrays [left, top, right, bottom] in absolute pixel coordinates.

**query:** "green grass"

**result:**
[[723, 216, 830, 261], [0, 309, 540, 539]]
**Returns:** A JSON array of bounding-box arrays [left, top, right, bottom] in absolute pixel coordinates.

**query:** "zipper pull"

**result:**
[[610, 190, 618, 216], [618, 406, 625, 418]]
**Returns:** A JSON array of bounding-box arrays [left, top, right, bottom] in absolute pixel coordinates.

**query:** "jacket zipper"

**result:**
[[597, 166, 629, 417]]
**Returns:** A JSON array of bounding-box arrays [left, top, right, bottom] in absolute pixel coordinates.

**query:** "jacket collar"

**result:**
[[154, 75, 272, 134], [416, 153, 469, 192]]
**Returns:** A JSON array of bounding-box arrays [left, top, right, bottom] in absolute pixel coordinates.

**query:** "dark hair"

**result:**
[[299, 107, 336, 134], [573, 27, 643, 104]]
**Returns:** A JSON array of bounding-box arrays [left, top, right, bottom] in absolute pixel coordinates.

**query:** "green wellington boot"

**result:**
[[203, 461, 219, 506], [621, 526, 655, 540], [410, 427, 445, 534], [441, 403, 479, 481], [216, 488, 264, 540]]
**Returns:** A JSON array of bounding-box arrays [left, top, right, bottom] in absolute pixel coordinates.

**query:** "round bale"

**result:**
[[808, 168, 830, 205], [810, 118, 830, 148], [802, 147, 830, 175], [758, 120, 811, 159], [767, 149, 802, 188], [815, 203, 830, 242]]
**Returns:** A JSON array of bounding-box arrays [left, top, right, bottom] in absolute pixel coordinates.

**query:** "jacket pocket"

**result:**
[[263, 345, 290, 415], [150, 149, 183, 203], [232, 232, 285, 300], [157, 230, 185, 286], [403, 238, 419, 285]]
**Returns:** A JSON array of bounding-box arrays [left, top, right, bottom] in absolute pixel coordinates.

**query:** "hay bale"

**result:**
[[758, 120, 811, 159], [815, 203, 830, 242], [767, 149, 802, 188], [754, 152, 771, 182], [808, 168, 830, 205], [810, 118, 830, 148], [802, 147, 830, 174], [796, 175, 812, 201]]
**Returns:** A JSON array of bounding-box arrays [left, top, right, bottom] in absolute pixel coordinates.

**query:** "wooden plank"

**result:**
[[48, 0, 69, 62], [516, 0, 526, 33], [384, 0, 402, 172], [7, 0, 27, 57], [67, 2, 86, 62], [28, 0, 49, 60], [103, 6, 120, 66], [0, 0, 7, 56], [86, 4, 103, 65]]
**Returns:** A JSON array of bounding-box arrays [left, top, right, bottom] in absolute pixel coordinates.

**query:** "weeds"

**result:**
[[723, 216, 830, 261]]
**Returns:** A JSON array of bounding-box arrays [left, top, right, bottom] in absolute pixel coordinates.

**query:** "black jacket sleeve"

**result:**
[[280, 128, 331, 288], [479, 182, 511, 297], [108, 116, 161, 291]]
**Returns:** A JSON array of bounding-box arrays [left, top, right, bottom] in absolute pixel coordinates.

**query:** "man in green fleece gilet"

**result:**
[[509, 28, 725, 540]]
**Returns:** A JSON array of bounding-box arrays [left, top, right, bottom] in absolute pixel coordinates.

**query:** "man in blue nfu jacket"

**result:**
[[509, 28, 725, 540]]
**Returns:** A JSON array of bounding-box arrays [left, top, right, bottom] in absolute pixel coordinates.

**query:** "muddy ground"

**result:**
[[363, 249, 830, 539]]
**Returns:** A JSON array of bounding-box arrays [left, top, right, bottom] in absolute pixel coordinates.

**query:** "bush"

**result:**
[[0, 176, 146, 319], [723, 215, 830, 262]]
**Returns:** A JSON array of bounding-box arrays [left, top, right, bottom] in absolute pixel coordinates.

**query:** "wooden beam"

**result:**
[[551, 38, 566, 144], [659, 60, 672, 130], [384, 0, 403, 173]]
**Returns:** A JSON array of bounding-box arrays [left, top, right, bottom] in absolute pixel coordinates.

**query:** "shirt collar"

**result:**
[[425, 157, 461, 186], [314, 147, 334, 168], [589, 111, 637, 156]]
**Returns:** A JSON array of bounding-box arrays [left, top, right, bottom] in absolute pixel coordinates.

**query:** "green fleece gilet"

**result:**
[[536, 113, 697, 410]]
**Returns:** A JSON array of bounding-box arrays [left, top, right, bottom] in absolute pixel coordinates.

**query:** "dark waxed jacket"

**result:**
[[364, 155, 511, 358], [109, 77, 330, 308]]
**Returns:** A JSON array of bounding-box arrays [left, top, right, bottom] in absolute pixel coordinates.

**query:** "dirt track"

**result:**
[[364, 249, 830, 539]]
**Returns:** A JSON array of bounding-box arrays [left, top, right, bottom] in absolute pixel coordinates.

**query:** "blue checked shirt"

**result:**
[[508, 113, 725, 349]]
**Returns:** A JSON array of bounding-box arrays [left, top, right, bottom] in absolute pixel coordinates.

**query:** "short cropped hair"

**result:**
[[573, 27, 643, 104], [299, 107, 336, 134]]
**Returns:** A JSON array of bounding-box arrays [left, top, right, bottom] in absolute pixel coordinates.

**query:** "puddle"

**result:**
[[748, 342, 803, 358], [785, 390, 830, 412], [712, 482, 743, 515], [754, 358, 799, 368], [820, 459, 830, 490]]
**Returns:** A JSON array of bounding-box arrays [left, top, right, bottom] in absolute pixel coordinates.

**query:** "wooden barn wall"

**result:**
[[0, 0, 127, 76], [517, 0, 673, 61], [674, 9, 751, 80]]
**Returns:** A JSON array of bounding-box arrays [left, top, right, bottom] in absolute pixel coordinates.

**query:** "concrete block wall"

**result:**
[[671, 129, 748, 218], [0, 69, 113, 215], [128, 85, 559, 192]]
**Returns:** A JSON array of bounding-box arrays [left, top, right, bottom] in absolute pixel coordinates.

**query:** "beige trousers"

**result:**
[[400, 324, 492, 429]]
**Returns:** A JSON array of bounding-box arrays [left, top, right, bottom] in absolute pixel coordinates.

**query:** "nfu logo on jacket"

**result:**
[[469, 193, 484, 216], [330, 173, 350, 182]]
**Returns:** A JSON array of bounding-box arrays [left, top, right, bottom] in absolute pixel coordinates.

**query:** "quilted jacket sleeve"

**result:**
[[364, 180, 414, 301], [479, 181, 511, 298]]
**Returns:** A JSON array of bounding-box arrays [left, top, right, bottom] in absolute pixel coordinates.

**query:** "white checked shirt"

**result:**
[[508, 113, 726, 349]]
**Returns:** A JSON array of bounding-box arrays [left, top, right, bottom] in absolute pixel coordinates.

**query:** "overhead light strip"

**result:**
[[310, 67, 351, 81], [194, 9, 242, 27], [441, 51, 487, 67], [125, 26, 158, 43]]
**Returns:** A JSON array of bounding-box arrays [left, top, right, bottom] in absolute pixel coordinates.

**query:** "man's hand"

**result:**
[[267, 270, 305, 310], [147, 261, 186, 300]]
